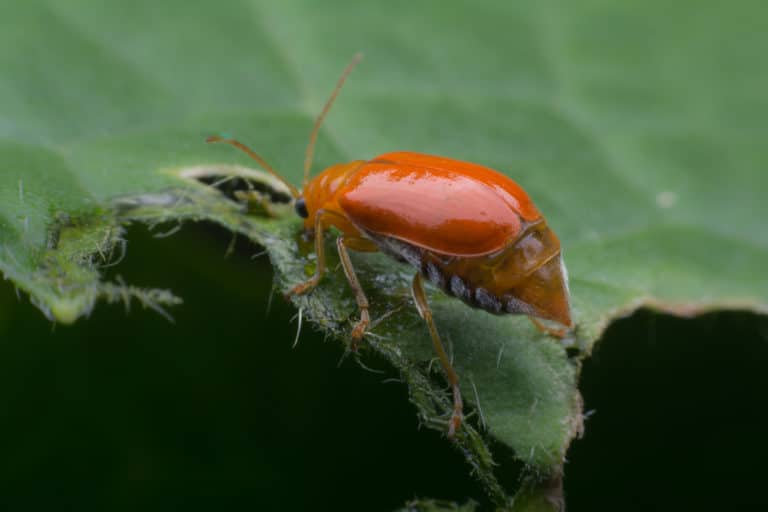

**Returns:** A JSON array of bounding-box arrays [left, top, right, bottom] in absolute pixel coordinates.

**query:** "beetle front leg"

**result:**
[[336, 235, 371, 351], [288, 210, 329, 297], [411, 273, 463, 438]]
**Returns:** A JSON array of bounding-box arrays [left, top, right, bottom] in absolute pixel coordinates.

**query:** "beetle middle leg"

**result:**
[[411, 272, 463, 438], [336, 235, 377, 350]]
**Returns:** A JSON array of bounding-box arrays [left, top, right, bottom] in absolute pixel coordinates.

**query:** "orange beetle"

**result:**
[[207, 55, 572, 437]]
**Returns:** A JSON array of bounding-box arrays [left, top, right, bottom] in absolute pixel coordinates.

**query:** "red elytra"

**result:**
[[207, 55, 572, 438]]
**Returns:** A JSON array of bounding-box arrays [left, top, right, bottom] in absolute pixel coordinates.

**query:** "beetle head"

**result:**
[[294, 197, 309, 218]]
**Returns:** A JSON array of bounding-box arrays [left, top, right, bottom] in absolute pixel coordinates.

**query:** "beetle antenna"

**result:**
[[206, 136, 300, 199], [303, 52, 363, 187]]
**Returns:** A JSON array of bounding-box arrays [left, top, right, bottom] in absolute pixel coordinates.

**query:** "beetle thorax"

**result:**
[[301, 160, 364, 229]]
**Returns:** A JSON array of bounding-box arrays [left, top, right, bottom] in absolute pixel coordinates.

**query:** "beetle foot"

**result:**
[[447, 410, 463, 439], [446, 383, 464, 439], [349, 311, 370, 352], [286, 277, 319, 298]]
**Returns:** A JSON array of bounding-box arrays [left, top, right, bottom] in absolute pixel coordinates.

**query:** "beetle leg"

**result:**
[[289, 209, 330, 296], [336, 235, 373, 350], [529, 317, 568, 339], [411, 272, 463, 438]]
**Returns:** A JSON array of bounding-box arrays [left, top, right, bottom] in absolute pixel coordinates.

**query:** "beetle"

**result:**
[[207, 55, 572, 437]]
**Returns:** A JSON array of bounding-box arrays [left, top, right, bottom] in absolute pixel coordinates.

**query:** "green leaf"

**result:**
[[1, 0, 766, 506]]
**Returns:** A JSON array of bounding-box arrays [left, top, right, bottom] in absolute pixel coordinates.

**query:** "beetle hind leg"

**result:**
[[529, 317, 568, 339], [411, 273, 463, 438]]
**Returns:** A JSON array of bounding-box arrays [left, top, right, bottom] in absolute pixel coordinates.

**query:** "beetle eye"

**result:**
[[295, 198, 308, 218]]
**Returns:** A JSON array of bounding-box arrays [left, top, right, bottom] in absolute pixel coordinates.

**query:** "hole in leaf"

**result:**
[[195, 174, 292, 204], [566, 309, 768, 511]]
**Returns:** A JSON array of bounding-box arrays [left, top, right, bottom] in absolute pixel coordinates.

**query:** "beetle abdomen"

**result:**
[[365, 220, 571, 326]]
